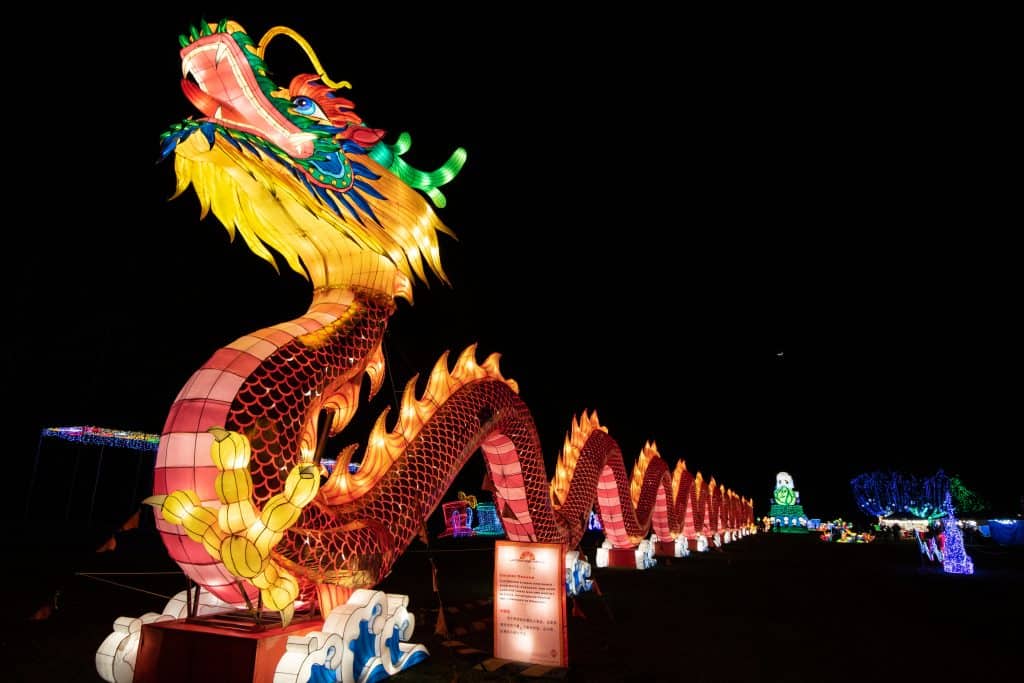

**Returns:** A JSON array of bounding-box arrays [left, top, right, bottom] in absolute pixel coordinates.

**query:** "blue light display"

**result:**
[[941, 492, 974, 575], [472, 502, 505, 537], [851, 470, 949, 519]]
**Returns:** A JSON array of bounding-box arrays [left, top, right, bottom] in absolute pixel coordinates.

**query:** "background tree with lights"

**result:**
[[851, 470, 963, 520], [948, 475, 988, 516], [852, 470, 990, 521]]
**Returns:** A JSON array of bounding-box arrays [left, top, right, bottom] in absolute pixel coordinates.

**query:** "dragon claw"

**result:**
[[157, 429, 320, 618]]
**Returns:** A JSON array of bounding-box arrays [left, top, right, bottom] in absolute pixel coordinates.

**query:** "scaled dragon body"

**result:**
[[152, 20, 754, 621]]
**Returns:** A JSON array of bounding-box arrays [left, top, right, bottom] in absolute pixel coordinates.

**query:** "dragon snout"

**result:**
[[177, 29, 315, 159]]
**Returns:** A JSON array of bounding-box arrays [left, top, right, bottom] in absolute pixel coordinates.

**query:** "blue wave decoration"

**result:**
[[349, 603, 382, 680]]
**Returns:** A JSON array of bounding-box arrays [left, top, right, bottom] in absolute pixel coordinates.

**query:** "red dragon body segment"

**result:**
[[151, 20, 755, 620], [155, 288, 391, 602]]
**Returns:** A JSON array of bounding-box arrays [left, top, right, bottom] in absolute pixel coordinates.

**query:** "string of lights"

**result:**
[[851, 470, 949, 519], [42, 426, 160, 452]]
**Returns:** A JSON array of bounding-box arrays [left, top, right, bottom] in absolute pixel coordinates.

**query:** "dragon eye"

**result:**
[[291, 96, 328, 121]]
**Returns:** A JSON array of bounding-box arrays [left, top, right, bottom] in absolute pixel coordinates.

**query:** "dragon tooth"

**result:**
[[214, 106, 223, 119], [215, 42, 229, 66], [182, 60, 190, 78]]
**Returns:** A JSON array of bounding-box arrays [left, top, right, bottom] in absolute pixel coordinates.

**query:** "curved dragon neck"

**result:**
[[225, 286, 394, 507], [308, 246, 413, 302]]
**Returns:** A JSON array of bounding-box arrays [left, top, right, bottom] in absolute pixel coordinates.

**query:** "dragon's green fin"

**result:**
[[369, 133, 467, 208]]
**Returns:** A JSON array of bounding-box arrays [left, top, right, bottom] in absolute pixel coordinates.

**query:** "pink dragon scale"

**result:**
[[149, 20, 754, 622]]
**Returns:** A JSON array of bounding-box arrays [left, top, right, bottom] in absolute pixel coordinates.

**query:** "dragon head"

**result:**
[[161, 20, 465, 294]]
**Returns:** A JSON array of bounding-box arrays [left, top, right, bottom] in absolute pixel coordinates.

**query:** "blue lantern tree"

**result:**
[[851, 470, 949, 520], [941, 491, 974, 575]]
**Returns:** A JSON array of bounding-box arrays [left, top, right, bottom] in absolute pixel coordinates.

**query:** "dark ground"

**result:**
[[3, 526, 1021, 682]]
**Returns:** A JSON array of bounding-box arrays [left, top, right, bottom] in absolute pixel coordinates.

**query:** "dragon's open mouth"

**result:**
[[179, 27, 315, 158]]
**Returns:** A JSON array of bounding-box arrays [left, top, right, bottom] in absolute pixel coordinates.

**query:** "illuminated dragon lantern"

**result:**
[[148, 20, 755, 624]]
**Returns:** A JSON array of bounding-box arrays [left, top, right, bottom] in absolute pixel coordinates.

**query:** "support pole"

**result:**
[[65, 448, 82, 522], [24, 432, 44, 520], [88, 445, 106, 526]]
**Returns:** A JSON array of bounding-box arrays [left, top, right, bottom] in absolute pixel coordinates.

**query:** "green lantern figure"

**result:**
[[769, 472, 809, 534]]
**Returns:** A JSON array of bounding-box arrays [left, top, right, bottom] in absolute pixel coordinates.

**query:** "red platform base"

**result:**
[[654, 541, 677, 557], [606, 548, 637, 568], [135, 615, 322, 683]]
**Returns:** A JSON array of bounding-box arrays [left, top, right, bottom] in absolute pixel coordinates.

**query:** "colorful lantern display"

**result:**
[[140, 19, 755, 629], [940, 492, 974, 575], [43, 426, 160, 451], [438, 500, 475, 538], [768, 471, 809, 533], [472, 502, 505, 537]]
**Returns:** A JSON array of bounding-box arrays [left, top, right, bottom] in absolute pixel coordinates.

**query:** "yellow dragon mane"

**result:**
[[164, 21, 465, 295]]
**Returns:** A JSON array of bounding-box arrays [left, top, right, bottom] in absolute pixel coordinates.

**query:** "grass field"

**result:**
[[4, 525, 1020, 682]]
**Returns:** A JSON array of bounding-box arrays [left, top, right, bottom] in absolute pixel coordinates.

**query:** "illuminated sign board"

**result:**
[[493, 541, 567, 667]]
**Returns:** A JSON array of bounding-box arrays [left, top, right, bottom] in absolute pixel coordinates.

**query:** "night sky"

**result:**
[[6, 8, 1018, 526]]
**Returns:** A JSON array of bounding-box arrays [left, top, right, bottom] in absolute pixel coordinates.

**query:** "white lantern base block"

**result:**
[[95, 589, 235, 683], [96, 589, 427, 683]]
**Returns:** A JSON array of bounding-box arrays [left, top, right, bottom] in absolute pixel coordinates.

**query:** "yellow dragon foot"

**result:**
[[145, 427, 319, 626]]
